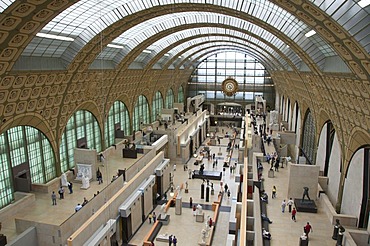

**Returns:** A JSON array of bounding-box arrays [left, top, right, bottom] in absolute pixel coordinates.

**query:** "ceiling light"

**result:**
[[358, 0, 370, 7], [107, 44, 124, 49], [143, 50, 151, 54], [36, 33, 74, 41], [164, 53, 170, 57], [178, 56, 182, 58], [305, 30, 316, 37]]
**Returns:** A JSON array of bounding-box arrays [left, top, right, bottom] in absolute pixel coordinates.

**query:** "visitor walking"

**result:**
[[304, 222, 313, 237], [152, 212, 156, 222], [281, 199, 286, 213], [272, 186, 277, 199], [148, 213, 153, 224], [287, 198, 294, 213], [292, 207, 297, 222], [58, 186, 64, 199]]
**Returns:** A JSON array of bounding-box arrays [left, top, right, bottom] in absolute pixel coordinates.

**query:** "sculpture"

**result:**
[[302, 187, 311, 201], [201, 229, 207, 243], [196, 204, 202, 214], [61, 172, 68, 187]]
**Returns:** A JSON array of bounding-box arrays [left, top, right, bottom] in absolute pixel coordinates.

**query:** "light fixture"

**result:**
[[36, 33, 74, 41], [170, 192, 175, 197], [359, 0, 370, 7], [178, 55, 182, 58], [143, 49, 151, 54], [164, 53, 170, 57], [305, 30, 316, 38], [107, 44, 124, 49]]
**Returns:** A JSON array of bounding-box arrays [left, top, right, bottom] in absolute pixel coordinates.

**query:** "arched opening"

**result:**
[[152, 91, 164, 121], [342, 147, 370, 228], [165, 89, 174, 109], [105, 101, 131, 147], [59, 110, 102, 173], [133, 95, 150, 131], [0, 126, 56, 208], [178, 86, 184, 103], [301, 109, 316, 165]]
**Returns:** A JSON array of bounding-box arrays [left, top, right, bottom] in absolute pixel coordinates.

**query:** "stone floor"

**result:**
[[1, 124, 337, 246]]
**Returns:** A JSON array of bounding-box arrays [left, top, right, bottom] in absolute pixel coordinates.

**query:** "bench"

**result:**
[[142, 221, 162, 246], [157, 214, 170, 225]]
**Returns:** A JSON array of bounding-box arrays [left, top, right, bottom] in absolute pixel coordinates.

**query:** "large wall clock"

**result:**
[[221, 77, 238, 97]]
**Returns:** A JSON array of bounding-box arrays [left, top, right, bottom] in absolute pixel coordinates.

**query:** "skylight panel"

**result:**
[[358, 0, 370, 7], [36, 33, 74, 41], [305, 30, 316, 37]]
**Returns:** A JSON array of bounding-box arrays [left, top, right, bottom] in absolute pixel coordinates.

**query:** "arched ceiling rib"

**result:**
[[165, 39, 281, 69], [99, 12, 301, 69], [139, 35, 286, 70], [159, 41, 283, 71], [115, 24, 299, 72], [180, 47, 275, 71], [21, 1, 339, 72]]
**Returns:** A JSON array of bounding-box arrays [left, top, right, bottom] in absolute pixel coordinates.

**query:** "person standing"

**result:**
[[287, 198, 294, 213], [224, 183, 228, 193], [304, 222, 313, 237], [172, 236, 177, 246], [68, 182, 73, 194], [272, 186, 277, 199], [227, 190, 231, 199], [51, 191, 57, 205], [168, 235, 173, 246], [152, 212, 156, 223], [148, 213, 153, 224], [291, 207, 297, 222], [281, 199, 286, 213], [189, 197, 193, 208], [58, 186, 64, 199]]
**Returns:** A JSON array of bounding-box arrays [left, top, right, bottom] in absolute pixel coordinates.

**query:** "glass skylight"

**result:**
[[0, 0, 15, 13], [19, 0, 343, 70]]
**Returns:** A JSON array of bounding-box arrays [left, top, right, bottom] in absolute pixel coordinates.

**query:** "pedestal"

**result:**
[[332, 226, 339, 240], [175, 196, 182, 215], [81, 177, 90, 190], [294, 199, 317, 213], [336, 232, 343, 246], [185, 188, 189, 193], [299, 236, 308, 246], [268, 169, 274, 178], [196, 213, 204, 222]]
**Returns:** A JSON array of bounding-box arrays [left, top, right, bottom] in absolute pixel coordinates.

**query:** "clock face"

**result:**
[[221, 78, 238, 96]]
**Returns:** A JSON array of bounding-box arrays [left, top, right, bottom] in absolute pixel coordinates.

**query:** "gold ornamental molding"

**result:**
[[221, 77, 238, 97]]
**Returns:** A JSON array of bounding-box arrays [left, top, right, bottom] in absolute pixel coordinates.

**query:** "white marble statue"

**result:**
[[81, 175, 90, 189], [61, 173, 68, 187], [201, 229, 207, 243], [196, 204, 202, 215]]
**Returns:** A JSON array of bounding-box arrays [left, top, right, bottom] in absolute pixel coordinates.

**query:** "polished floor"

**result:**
[[2, 125, 336, 246]]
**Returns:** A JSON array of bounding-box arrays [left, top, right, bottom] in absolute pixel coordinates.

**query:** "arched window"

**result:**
[[105, 101, 130, 147], [178, 86, 184, 103], [152, 91, 163, 121], [60, 110, 102, 172], [133, 95, 150, 131], [165, 89, 174, 109], [301, 109, 316, 165], [0, 126, 56, 208]]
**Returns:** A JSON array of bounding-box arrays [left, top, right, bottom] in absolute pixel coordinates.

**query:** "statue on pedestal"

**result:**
[[302, 187, 311, 201], [201, 229, 207, 243], [81, 175, 90, 189]]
